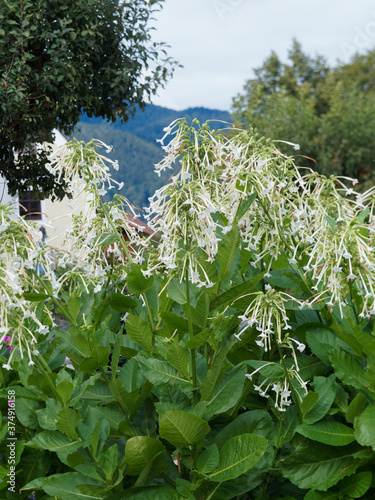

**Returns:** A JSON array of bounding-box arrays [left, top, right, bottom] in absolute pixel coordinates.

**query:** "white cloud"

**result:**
[[151, 0, 375, 110]]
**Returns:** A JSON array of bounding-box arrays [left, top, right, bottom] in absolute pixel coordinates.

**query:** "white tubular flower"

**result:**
[[235, 289, 301, 350]]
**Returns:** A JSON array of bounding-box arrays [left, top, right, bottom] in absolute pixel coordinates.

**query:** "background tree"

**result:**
[[232, 39, 375, 188], [0, 0, 177, 200]]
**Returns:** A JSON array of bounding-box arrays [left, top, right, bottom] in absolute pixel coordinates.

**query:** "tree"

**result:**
[[232, 40, 375, 188], [0, 0, 177, 200]]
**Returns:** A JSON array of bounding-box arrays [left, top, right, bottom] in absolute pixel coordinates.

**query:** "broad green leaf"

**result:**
[[126, 314, 153, 351], [22, 292, 49, 302], [300, 391, 319, 420], [338, 471, 372, 498], [193, 290, 210, 328], [246, 360, 285, 379], [67, 293, 82, 322], [266, 268, 298, 289], [56, 407, 81, 440], [15, 398, 43, 429], [159, 411, 210, 446], [203, 364, 246, 417], [110, 293, 137, 311], [216, 225, 240, 283], [137, 357, 192, 389], [111, 486, 181, 499], [118, 358, 146, 392], [24, 472, 107, 500], [329, 349, 371, 394], [325, 214, 336, 233], [167, 340, 190, 378], [124, 436, 166, 476], [213, 410, 274, 449], [278, 442, 359, 490], [346, 393, 368, 424], [167, 278, 196, 306], [304, 491, 338, 500], [354, 404, 375, 448], [184, 328, 211, 349], [36, 398, 62, 430], [236, 193, 257, 221], [97, 232, 118, 247], [101, 444, 119, 481], [55, 370, 75, 404], [200, 344, 232, 400], [176, 478, 198, 498], [127, 265, 153, 295], [306, 328, 347, 365], [208, 433, 267, 482], [26, 431, 84, 454], [197, 444, 220, 474], [296, 420, 355, 446], [16, 448, 50, 486], [355, 206, 369, 224], [210, 272, 263, 311], [303, 374, 337, 424]]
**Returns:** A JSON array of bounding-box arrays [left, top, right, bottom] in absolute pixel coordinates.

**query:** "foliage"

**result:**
[[0, 0, 176, 200], [232, 39, 375, 189], [1, 121, 375, 499]]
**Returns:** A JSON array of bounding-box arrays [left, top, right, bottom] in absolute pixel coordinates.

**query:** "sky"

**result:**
[[151, 0, 375, 111]]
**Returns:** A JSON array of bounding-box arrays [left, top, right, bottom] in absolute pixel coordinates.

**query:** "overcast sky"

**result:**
[[151, 0, 375, 111]]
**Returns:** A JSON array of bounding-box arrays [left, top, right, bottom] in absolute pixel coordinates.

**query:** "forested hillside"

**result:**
[[73, 105, 231, 210]]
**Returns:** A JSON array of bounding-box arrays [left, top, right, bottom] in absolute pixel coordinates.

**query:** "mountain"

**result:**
[[73, 105, 231, 210]]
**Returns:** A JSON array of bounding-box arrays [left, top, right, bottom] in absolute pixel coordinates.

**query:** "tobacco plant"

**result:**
[[0, 120, 375, 499]]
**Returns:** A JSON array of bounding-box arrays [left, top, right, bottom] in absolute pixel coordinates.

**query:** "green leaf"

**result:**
[[325, 214, 336, 233], [354, 404, 375, 448], [246, 360, 285, 379], [208, 433, 267, 482], [118, 358, 146, 392], [355, 206, 369, 224], [167, 278, 195, 305], [137, 357, 192, 389], [203, 364, 247, 417], [15, 398, 43, 429], [111, 486, 181, 499], [216, 225, 240, 283], [124, 436, 166, 476], [329, 349, 371, 394], [24, 472, 107, 500], [303, 374, 338, 424], [197, 444, 220, 474], [338, 471, 372, 498], [184, 328, 211, 349], [167, 340, 190, 378], [56, 370, 75, 404], [26, 431, 84, 454], [235, 193, 257, 221], [210, 272, 263, 311], [22, 292, 49, 302], [278, 442, 359, 490], [97, 232, 118, 247], [159, 411, 210, 446], [110, 294, 137, 311], [126, 314, 153, 351], [346, 393, 368, 424], [296, 420, 355, 446], [127, 266, 153, 295], [213, 410, 274, 449], [300, 391, 319, 420], [56, 407, 81, 440], [193, 290, 210, 328], [304, 491, 338, 500], [67, 293, 82, 322]]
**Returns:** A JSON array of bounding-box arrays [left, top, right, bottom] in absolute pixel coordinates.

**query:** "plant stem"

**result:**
[[97, 195, 155, 330]]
